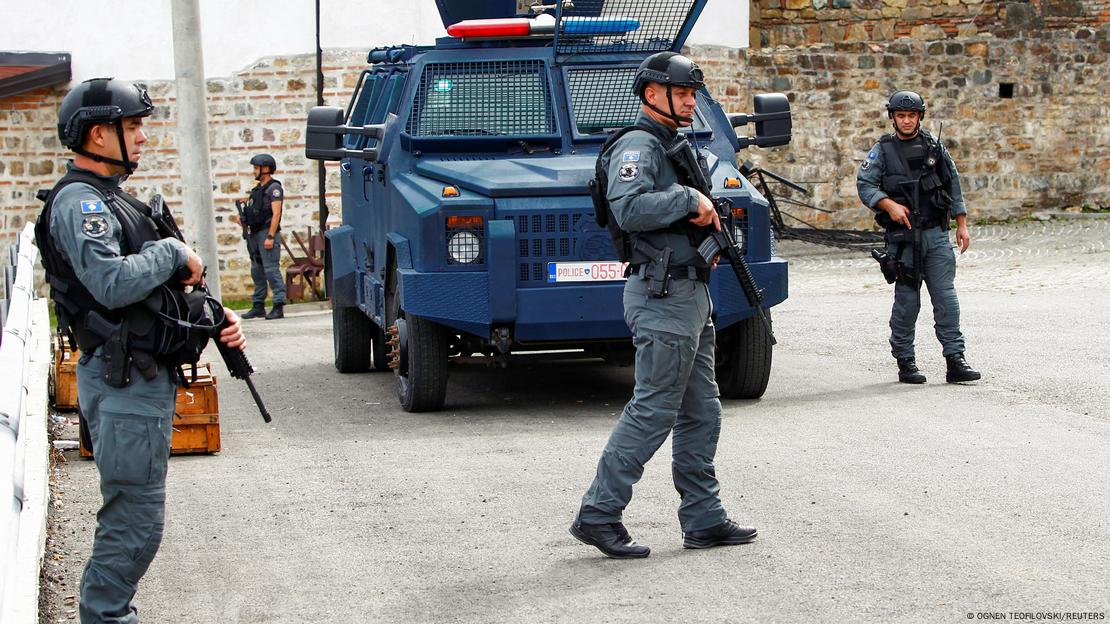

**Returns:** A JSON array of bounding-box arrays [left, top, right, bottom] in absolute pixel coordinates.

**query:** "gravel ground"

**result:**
[[40, 217, 1110, 624]]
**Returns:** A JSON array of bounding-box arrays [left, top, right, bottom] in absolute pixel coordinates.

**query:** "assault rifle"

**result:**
[[664, 139, 776, 345], [150, 195, 273, 423], [234, 199, 250, 240]]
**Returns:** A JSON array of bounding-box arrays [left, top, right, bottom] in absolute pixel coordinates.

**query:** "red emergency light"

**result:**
[[446, 18, 533, 38]]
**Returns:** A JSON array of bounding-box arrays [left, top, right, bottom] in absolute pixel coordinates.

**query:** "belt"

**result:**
[[632, 264, 710, 283]]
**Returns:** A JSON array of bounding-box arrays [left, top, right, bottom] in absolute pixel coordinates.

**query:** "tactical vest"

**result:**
[[874, 131, 953, 231], [244, 179, 278, 231], [36, 167, 215, 386], [35, 168, 164, 349], [590, 124, 708, 265]]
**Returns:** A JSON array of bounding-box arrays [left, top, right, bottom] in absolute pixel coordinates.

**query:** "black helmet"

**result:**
[[57, 77, 153, 174], [250, 153, 277, 173], [633, 52, 705, 126], [632, 52, 705, 97], [886, 90, 927, 118]]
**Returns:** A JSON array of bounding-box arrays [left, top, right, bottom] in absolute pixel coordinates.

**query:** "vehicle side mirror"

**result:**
[[305, 106, 386, 162], [727, 93, 792, 150]]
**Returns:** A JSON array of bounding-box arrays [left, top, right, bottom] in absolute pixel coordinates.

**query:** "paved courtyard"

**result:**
[[41, 218, 1110, 623]]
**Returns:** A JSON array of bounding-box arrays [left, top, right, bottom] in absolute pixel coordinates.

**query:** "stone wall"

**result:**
[[0, 50, 369, 299], [690, 0, 1109, 228], [2, 10, 1108, 297]]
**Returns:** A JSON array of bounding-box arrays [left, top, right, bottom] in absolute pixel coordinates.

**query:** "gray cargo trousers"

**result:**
[[889, 226, 966, 359], [579, 275, 728, 533], [247, 230, 286, 306], [77, 349, 174, 624]]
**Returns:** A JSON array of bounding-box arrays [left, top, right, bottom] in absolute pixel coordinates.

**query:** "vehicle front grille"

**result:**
[[508, 210, 615, 284]]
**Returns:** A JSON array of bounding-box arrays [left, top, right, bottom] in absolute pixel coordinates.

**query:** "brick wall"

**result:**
[[0, 50, 368, 299], [3, 17, 1108, 297]]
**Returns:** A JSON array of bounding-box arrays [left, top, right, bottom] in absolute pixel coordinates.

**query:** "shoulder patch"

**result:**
[[271, 187, 283, 198], [621, 151, 640, 162], [80, 200, 105, 214], [867, 150, 878, 160], [618, 163, 639, 182], [81, 215, 110, 238]]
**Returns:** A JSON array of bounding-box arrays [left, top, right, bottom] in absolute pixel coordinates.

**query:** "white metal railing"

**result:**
[[0, 223, 52, 622]]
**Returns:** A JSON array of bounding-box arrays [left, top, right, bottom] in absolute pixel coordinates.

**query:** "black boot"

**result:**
[[241, 303, 266, 320], [945, 353, 981, 383], [897, 357, 927, 384], [569, 520, 650, 559], [265, 303, 284, 320], [683, 519, 758, 549]]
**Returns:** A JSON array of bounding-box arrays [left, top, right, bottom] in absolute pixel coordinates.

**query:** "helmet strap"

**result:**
[[640, 85, 694, 127], [73, 120, 137, 175], [891, 118, 921, 140]]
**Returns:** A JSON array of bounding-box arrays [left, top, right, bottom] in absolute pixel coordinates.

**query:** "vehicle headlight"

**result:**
[[447, 231, 481, 264]]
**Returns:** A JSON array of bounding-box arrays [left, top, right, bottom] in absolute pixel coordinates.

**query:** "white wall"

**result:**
[[5, 0, 746, 82]]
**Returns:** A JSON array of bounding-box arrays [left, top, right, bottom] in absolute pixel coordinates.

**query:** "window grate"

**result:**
[[556, 0, 698, 54], [407, 60, 555, 137], [566, 67, 640, 134]]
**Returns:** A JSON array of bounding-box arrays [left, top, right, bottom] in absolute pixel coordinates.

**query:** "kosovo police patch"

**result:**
[[271, 187, 282, 199], [81, 215, 109, 238], [621, 151, 640, 162], [80, 200, 105, 214], [618, 163, 638, 181]]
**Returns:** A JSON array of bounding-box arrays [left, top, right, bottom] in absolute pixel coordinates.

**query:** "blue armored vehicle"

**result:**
[[305, 0, 793, 411]]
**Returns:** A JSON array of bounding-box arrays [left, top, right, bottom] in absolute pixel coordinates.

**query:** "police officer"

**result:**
[[38, 78, 245, 623], [857, 90, 981, 384], [240, 153, 286, 320], [570, 52, 757, 559]]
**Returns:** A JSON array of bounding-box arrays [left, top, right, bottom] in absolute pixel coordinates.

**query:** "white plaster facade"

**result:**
[[5, 0, 747, 82]]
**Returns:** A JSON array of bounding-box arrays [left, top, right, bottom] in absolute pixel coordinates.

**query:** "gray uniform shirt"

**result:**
[[856, 132, 967, 217], [603, 112, 704, 267], [49, 163, 188, 309]]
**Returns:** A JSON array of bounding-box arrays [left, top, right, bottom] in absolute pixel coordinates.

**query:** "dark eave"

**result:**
[[0, 52, 71, 99]]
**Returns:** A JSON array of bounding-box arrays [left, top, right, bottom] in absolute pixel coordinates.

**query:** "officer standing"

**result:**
[[37, 78, 246, 624], [570, 52, 757, 559], [857, 90, 981, 384], [240, 153, 286, 320]]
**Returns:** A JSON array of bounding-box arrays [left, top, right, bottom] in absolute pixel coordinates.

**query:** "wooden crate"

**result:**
[[78, 362, 222, 457], [52, 336, 80, 411], [172, 364, 222, 455]]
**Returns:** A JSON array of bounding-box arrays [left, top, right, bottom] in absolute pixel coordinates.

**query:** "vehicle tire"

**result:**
[[715, 311, 773, 399], [333, 303, 373, 373], [395, 314, 449, 412], [384, 262, 449, 411]]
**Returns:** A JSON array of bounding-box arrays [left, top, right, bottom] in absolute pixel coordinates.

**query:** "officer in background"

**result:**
[[38, 78, 245, 623], [240, 153, 286, 320], [570, 52, 757, 559], [857, 90, 981, 384]]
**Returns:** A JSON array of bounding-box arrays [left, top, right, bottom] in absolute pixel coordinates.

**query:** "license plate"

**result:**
[[547, 261, 628, 283]]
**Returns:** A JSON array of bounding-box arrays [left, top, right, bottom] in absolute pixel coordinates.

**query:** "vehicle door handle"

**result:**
[[340, 161, 352, 174]]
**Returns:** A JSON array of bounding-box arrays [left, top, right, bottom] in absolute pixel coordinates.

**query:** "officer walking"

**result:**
[[857, 90, 981, 384], [570, 52, 757, 559], [37, 78, 246, 624], [240, 153, 286, 319]]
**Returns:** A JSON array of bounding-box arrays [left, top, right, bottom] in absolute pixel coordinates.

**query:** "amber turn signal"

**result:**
[[446, 215, 484, 229]]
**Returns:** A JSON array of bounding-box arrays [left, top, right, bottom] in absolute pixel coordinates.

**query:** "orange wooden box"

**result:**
[[52, 337, 80, 411], [78, 362, 222, 457]]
